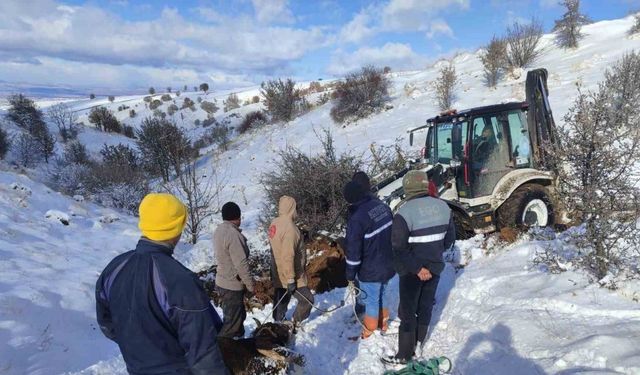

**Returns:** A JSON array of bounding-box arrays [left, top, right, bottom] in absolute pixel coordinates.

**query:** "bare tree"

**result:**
[[210, 125, 231, 151], [0, 126, 9, 159], [506, 19, 544, 69], [553, 0, 591, 49], [48, 103, 78, 142], [223, 93, 241, 112], [550, 52, 640, 279], [86, 144, 149, 213], [260, 129, 363, 236], [480, 36, 508, 87], [63, 140, 90, 165], [136, 117, 193, 182], [260, 78, 305, 122], [14, 133, 41, 167], [200, 100, 219, 115], [164, 159, 227, 244], [30, 120, 56, 163], [434, 63, 459, 111], [239, 111, 267, 134], [629, 13, 640, 35], [330, 65, 390, 124]]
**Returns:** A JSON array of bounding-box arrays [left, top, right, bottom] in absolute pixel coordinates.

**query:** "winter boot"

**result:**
[[416, 325, 429, 354], [361, 315, 378, 339], [379, 308, 390, 333], [381, 330, 415, 365]]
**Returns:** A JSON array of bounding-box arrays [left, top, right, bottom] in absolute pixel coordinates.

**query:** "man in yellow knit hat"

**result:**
[[96, 193, 229, 375]]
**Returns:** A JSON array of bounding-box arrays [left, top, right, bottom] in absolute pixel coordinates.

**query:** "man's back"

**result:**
[[392, 195, 456, 276], [346, 196, 395, 283], [213, 221, 253, 292], [96, 239, 227, 375]]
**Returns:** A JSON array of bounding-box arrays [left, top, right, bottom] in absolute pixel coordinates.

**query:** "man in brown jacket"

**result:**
[[214, 202, 255, 338], [268, 196, 314, 325]]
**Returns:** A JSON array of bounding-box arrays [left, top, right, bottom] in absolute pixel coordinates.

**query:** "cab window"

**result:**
[[507, 111, 531, 167], [434, 121, 467, 164]]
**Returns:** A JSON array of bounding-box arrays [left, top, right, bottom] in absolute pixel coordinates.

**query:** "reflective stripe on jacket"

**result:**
[[391, 195, 456, 276], [345, 196, 396, 283]]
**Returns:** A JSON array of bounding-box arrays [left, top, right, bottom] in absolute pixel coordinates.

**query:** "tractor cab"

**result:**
[[413, 102, 534, 200], [378, 69, 561, 237]]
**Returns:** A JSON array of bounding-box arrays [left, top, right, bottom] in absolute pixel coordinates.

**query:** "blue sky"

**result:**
[[0, 0, 636, 95]]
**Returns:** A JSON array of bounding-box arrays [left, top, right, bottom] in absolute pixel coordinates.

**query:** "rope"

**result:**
[[348, 284, 374, 336], [263, 283, 397, 338], [259, 291, 290, 325], [294, 289, 346, 314], [383, 357, 452, 375], [348, 283, 398, 337]]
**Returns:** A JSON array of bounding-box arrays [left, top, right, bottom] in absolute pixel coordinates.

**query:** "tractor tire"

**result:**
[[496, 184, 555, 229], [453, 210, 474, 240]]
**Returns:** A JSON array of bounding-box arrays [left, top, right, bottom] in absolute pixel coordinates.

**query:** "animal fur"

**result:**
[[218, 320, 304, 375]]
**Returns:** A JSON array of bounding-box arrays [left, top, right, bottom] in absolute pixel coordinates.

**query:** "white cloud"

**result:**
[[251, 0, 294, 24], [327, 43, 428, 75], [426, 19, 454, 39], [0, 0, 328, 90], [337, 0, 467, 45], [193, 6, 226, 23], [338, 10, 376, 44], [539, 0, 560, 8], [381, 0, 469, 32]]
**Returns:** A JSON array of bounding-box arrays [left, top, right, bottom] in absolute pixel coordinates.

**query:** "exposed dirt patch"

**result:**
[[499, 227, 520, 243], [306, 238, 348, 293]]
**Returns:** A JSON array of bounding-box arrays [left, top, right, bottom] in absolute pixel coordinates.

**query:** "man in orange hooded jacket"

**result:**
[[268, 196, 314, 325]]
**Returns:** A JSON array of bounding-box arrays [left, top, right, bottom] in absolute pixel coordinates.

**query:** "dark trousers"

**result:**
[[216, 286, 246, 338], [272, 287, 314, 322], [397, 273, 440, 359]]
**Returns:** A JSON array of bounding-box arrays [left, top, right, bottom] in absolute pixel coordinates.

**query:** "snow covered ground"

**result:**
[[1, 15, 640, 375]]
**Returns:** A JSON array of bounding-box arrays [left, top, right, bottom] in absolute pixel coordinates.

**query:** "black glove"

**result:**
[[287, 282, 297, 294]]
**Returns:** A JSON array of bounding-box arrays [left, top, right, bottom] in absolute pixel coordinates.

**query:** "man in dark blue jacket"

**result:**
[[95, 193, 229, 375], [382, 171, 455, 366], [343, 180, 395, 339]]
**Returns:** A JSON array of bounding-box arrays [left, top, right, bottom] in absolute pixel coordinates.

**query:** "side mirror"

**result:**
[[409, 132, 414, 146]]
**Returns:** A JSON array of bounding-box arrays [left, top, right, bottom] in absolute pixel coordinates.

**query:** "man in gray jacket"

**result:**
[[382, 171, 456, 366], [214, 202, 255, 338]]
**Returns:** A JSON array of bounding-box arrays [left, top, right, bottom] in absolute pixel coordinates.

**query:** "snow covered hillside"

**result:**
[[1, 15, 640, 375]]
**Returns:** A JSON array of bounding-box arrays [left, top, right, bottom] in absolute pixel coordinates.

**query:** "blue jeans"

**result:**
[[358, 280, 388, 319]]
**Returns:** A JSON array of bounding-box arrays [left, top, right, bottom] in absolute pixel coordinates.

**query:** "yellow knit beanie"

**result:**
[[138, 193, 187, 241]]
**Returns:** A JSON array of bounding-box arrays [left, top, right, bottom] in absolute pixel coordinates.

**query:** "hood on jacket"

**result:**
[[278, 195, 297, 220]]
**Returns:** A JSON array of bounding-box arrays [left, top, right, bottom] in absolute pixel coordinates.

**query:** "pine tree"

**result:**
[[553, 0, 591, 49]]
